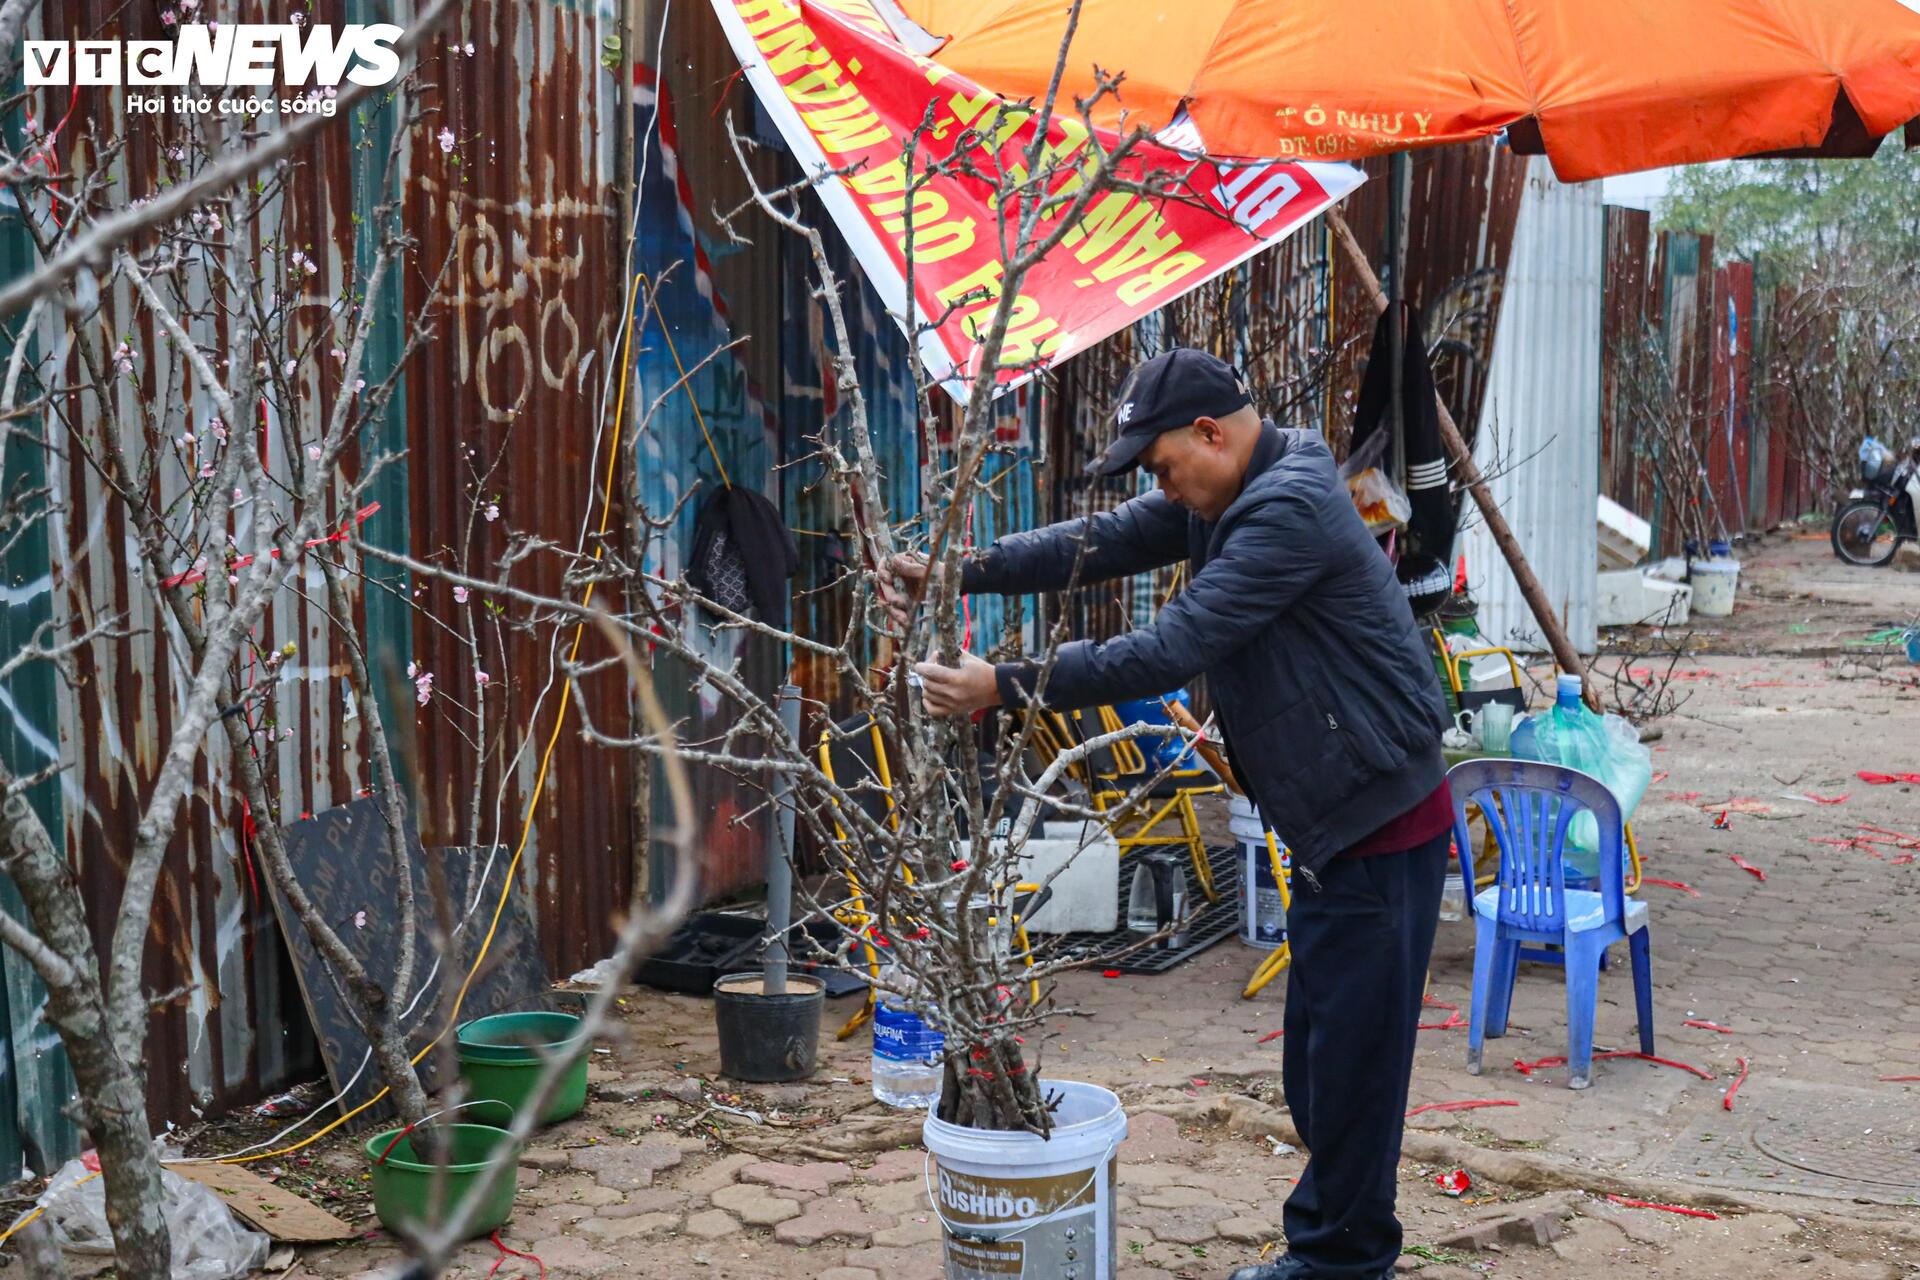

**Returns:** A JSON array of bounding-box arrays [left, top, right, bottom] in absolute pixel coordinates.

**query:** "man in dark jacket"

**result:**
[[891, 348, 1453, 1280]]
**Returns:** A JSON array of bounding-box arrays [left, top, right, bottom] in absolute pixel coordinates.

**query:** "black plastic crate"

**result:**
[[636, 912, 862, 996]]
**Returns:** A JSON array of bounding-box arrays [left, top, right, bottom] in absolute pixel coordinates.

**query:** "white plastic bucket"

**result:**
[[1688, 558, 1740, 618], [923, 1080, 1127, 1279], [1228, 797, 1287, 951]]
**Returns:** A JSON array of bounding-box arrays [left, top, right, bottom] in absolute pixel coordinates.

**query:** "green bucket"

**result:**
[[456, 1011, 589, 1127], [364, 1122, 519, 1241]]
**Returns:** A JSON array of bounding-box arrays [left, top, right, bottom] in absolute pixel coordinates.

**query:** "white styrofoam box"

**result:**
[[1597, 568, 1652, 627], [1597, 495, 1651, 570], [1598, 568, 1692, 628], [998, 833, 1120, 934], [1641, 577, 1692, 626]]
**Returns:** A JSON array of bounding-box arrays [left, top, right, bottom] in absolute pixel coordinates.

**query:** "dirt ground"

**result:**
[[119, 534, 1920, 1278]]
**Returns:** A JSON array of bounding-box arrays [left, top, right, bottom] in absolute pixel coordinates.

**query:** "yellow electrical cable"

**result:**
[[219, 271, 649, 1166], [2, 274, 716, 1239], [646, 284, 730, 489]]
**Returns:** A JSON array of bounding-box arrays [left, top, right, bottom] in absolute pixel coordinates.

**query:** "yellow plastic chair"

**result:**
[[1072, 707, 1225, 903]]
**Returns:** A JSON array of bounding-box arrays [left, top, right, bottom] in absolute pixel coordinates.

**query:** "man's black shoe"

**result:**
[[1224, 1257, 1314, 1280]]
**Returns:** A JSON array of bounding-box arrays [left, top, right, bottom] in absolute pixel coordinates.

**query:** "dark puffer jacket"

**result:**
[[960, 422, 1449, 875]]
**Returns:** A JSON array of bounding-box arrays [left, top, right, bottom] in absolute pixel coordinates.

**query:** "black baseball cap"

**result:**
[[1086, 348, 1253, 476]]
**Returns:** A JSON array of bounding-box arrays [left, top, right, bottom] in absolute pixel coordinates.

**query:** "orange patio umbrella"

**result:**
[[889, 0, 1920, 179]]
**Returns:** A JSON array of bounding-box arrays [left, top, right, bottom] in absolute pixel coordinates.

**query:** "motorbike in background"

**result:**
[[1831, 437, 1919, 568]]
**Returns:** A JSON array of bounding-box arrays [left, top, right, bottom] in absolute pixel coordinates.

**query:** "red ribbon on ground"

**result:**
[[488, 1232, 546, 1280], [1642, 878, 1701, 898], [1803, 792, 1850, 805], [1606, 1195, 1720, 1220], [1858, 771, 1920, 785], [1405, 1099, 1518, 1118], [1728, 854, 1767, 882], [1514, 1052, 1713, 1081], [1723, 1057, 1749, 1111], [1878, 1075, 1920, 1082], [1419, 1011, 1467, 1031], [1683, 1020, 1735, 1034], [1258, 1029, 1284, 1044]]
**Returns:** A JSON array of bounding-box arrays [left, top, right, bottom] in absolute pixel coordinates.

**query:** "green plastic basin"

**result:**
[[456, 1011, 589, 1126], [364, 1122, 519, 1241]]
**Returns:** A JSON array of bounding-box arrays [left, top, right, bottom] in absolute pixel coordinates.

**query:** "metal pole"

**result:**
[[763, 683, 802, 995], [1387, 151, 1409, 493]]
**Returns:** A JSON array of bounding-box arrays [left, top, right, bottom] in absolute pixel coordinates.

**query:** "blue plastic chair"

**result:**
[[1447, 759, 1653, 1089]]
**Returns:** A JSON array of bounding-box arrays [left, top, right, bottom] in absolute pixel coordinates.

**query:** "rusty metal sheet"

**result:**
[[15, 0, 628, 1143]]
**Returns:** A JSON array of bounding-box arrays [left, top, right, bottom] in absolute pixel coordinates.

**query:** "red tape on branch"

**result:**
[[1405, 1099, 1518, 1118], [1606, 1195, 1719, 1220], [1723, 1057, 1749, 1111], [1728, 854, 1767, 882]]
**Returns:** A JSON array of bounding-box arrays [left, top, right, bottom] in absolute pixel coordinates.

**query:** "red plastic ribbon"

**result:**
[[1858, 770, 1920, 785], [1418, 1011, 1467, 1031], [1723, 1057, 1749, 1112], [1514, 1052, 1713, 1081], [1683, 1020, 1734, 1034], [1606, 1195, 1719, 1220], [1803, 792, 1850, 805], [1405, 1099, 1518, 1118], [1728, 853, 1766, 882], [488, 1232, 546, 1280], [1642, 878, 1700, 898], [1878, 1075, 1920, 1082], [1258, 1029, 1284, 1044]]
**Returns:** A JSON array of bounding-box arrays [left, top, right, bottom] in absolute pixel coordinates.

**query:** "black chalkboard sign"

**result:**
[[268, 798, 550, 1120]]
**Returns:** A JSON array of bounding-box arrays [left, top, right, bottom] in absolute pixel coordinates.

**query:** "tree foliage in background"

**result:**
[[1659, 141, 1920, 273], [1663, 142, 1920, 503]]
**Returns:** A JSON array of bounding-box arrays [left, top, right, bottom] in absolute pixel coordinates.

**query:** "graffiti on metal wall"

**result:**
[[428, 180, 614, 425]]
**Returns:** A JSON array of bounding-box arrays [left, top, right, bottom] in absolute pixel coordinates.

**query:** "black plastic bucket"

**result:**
[[712, 972, 824, 1082]]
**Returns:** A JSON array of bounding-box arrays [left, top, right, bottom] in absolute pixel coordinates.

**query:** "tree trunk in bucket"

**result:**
[[925, 1080, 1128, 1279]]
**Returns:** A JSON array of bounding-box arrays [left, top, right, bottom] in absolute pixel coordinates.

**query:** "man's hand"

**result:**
[[880, 552, 931, 628], [913, 652, 1002, 717]]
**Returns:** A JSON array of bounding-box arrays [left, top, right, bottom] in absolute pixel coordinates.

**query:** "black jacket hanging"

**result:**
[[1349, 303, 1455, 612], [686, 484, 798, 628]]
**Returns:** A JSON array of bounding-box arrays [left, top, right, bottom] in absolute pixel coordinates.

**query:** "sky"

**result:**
[[1600, 167, 1675, 212]]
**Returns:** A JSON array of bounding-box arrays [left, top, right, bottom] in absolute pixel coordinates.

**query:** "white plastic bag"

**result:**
[[44, 1152, 270, 1280], [1347, 467, 1411, 532]]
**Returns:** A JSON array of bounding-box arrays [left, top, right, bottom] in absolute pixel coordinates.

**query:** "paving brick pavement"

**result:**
[[299, 640, 1919, 1278]]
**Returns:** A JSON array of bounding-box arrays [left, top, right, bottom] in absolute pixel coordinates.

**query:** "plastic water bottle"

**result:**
[[872, 978, 944, 1109], [1509, 674, 1583, 759]]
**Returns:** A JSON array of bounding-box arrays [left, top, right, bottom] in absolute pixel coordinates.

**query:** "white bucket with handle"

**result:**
[[1229, 796, 1287, 950], [922, 1080, 1127, 1279]]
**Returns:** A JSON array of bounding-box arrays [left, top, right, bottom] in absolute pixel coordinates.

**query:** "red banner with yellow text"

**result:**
[[709, 0, 1363, 401]]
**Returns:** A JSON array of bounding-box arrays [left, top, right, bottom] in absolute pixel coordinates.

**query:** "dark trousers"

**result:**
[[1282, 832, 1449, 1278]]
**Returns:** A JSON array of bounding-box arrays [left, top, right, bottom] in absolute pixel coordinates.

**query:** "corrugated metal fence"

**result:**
[[1599, 209, 1819, 555], [1, 0, 629, 1169]]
